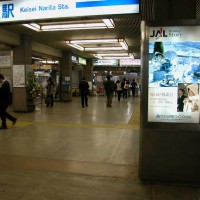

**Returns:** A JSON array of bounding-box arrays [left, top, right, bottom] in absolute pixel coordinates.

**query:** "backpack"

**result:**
[[124, 83, 129, 89]]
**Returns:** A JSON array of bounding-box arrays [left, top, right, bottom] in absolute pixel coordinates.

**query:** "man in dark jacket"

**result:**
[[0, 74, 17, 129], [79, 77, 89, 108], [177, 88, 187, 112], [104, 75, 114, 107]]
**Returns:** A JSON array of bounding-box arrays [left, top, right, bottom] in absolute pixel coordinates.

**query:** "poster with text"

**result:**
[[13, 65, 25, 87], [148, 26, 200, 123]]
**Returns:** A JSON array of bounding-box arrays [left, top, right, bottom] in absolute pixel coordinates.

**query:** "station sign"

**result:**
[[0, 0, 139, 23]]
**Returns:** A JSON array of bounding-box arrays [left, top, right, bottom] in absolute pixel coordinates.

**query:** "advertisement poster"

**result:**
[[13, 65, 25, 87], [0, 50, 12, 67], [148, 26, 200, 123]]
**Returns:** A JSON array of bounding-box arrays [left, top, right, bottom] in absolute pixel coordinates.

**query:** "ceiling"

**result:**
[[0, 14, 142, 60]]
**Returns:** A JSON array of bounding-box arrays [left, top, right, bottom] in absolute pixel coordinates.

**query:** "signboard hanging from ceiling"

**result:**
[[0, 0, 139, 23]]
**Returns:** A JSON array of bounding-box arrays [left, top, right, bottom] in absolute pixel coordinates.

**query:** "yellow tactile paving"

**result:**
[[9, 121, 139, 130]]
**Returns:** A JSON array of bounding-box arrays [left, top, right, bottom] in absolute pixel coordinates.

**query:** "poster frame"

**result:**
[[141, 20, 200, 131]]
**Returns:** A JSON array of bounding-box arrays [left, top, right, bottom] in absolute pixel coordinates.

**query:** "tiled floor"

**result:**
[[0, 95, 199, 200]]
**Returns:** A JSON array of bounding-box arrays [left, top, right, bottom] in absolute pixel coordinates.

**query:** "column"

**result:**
[[12, 35, 32, 112], [60, 51, 72, 101], [83, 59, 93, 82], [83, 59, 93, 95]]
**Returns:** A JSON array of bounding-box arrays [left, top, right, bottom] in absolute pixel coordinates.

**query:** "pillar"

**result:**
[[60, 51, 72, 101], [12, 35, 32, 112], [83, 59, 93, 82]]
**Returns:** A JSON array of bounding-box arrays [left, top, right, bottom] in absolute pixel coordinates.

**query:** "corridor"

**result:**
[[0, 95, 199, 200]]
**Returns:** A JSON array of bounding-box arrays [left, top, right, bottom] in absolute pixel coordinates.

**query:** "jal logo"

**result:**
[[150, 28, 168, 39]]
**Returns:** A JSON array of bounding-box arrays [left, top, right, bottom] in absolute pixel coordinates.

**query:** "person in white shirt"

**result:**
[[183, 83, 199, 112]]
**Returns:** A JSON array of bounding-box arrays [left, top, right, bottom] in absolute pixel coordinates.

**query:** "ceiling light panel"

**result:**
[[23, 19, 114, 32], [66, 38, 129, 52], [70, 39, 118, 44]]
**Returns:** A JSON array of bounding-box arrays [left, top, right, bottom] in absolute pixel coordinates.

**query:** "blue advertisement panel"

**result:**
[[0, 0, 139, 23], [148, 26, 200, 123]]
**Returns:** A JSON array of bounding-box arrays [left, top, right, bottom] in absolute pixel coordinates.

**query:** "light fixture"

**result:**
[[32, 56, 43, 61], [93, 53, 134, 59], [23, 19, 114, 32], [66, 38, 129, 51], [102, 19, 114, 28], [66, 42, 84, 51], [23, 23, 41, 32], [85, 47, 124, 51], [119, 39, 128, 50], [69, 39, 118, 44]]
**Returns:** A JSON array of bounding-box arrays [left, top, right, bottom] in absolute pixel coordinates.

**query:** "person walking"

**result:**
[[115, 80, 122, 101], [131, 79, 138, 97], [46, 78, 54, 107], [79, 77, 89, 108], [0, 74, 17, 129], [104, 75, 114, 107]]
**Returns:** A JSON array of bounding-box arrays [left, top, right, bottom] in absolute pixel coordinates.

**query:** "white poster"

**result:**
[[148, 26, 200, 123], [0, 51, 11, 67], [13, 65, 25, 87]]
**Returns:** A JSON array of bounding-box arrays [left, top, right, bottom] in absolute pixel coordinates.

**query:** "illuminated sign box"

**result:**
[[71, 55, 78, 63], [148, 26, 200, 124], [120, 59, 141, 66], [79, 57, 86, 65], [0, 0, 139, 23], [93, 59, 118, 66]]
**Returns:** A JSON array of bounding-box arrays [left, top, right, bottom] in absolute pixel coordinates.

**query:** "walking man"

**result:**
[[0, 74, 17, 129], [79, 77, 89, 108], [104, 75, 114, 107]]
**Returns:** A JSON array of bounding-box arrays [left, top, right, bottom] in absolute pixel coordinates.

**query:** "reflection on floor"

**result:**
[[0, 96, 199, 200]]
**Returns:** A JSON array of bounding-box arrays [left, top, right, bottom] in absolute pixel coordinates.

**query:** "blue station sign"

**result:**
[[0, 0, 139, 23]]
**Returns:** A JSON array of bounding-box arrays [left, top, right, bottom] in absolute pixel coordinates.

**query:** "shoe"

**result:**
[[13, 118, 17, 126]]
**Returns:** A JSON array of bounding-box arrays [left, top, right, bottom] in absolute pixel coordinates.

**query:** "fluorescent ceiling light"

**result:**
[[66, 38, 129, 51], [41, 23, 107, 31], [119, 39, 128, 50], [102, 19, 114, 28], [93, 53, 134, 59], [85, 47, 124, 51], [69, 39, 118, 44], [93, 53, 133, 56], [32, 56, 43, 60], [101, 56, 133, 59], [23, 19, 114, 32], [67, 43, 84, 51], [23, 23, 41, 32]]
